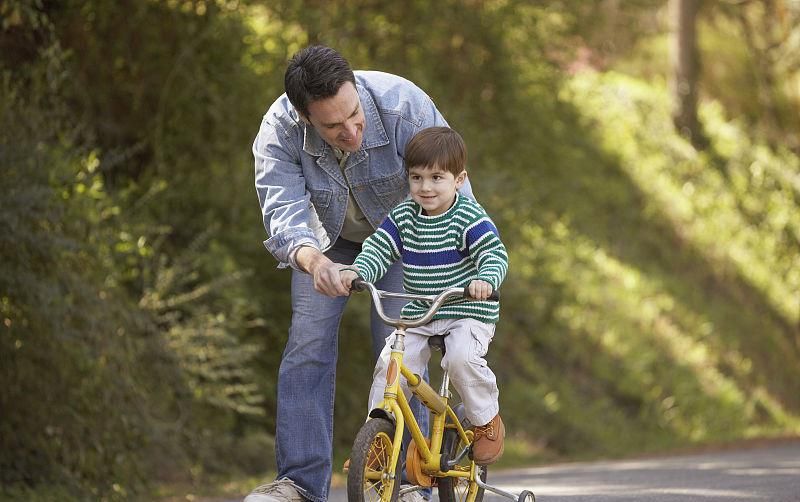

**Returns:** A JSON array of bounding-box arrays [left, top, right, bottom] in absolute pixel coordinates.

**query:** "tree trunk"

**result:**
[[670, 0, 706, 148]]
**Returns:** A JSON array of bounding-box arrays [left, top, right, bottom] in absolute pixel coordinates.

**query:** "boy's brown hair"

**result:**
[[404, 126, 466, 176]]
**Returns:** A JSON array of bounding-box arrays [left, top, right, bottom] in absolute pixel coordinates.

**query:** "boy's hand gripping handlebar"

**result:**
[[350, 278, 499, 329]]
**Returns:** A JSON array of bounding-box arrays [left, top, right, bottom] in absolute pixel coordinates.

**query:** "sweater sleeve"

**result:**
[[353, 213, 403, 283], [464, 213, 508, 291]]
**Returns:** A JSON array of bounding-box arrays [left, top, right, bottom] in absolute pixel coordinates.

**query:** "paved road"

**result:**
[[327, 440, 800, 501]]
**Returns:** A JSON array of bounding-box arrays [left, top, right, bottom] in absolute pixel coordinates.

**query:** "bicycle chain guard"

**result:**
[[405, 439, 433, 487]]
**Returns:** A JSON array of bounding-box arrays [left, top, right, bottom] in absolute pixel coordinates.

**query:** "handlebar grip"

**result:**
[[351, 278, 367, 292], [463, 288, 500, 302]]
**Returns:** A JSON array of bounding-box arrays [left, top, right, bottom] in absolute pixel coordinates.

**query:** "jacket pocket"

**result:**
[[309, 188, 332, 219], [371, 171, 409, 209]]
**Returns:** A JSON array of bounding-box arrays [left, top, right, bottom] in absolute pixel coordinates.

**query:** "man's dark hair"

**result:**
[[404, 127, 467, 176], [284, 45, 356, 119]]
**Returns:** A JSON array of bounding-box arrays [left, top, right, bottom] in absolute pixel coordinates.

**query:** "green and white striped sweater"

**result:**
[[354, 193, 508, 323]]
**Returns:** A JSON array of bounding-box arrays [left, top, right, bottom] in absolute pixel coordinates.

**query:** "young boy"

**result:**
[[339, 126, 509, 464]]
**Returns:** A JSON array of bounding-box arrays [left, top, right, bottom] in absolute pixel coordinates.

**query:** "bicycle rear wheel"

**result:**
[[347, 418, 401, 502], [437, 427, 486, 502]]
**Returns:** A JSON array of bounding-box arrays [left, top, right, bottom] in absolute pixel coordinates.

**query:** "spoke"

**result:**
[[363, 432, 393, 499], [457, 477, 469, 500], [364, 478, 383, 500]]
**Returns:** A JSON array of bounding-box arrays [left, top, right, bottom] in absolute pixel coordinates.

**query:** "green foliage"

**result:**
[[1, 2, 276, 498], [492, 70, 800, 457], [139, 230, 264, 417], [1, 41, 151, 498], [700, 1, 800, 152]]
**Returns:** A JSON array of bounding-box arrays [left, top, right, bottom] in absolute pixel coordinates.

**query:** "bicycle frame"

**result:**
[[354, 281, 481, 492], [375, 333, 477, 479]]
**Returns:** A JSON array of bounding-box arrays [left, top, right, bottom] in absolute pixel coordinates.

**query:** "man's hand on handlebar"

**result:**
[[339, 267, 361, 293], [297, 247, 352, 297], [467, 279, 494, 300]]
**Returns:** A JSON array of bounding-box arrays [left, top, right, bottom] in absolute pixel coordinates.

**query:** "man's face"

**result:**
[[304, 82, 365, 153]]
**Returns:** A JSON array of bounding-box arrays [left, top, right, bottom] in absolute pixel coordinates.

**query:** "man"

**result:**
[[246, 45, 474, 502]]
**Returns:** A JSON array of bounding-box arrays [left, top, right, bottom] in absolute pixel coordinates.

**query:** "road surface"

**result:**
[[325, 440, 800, 501]]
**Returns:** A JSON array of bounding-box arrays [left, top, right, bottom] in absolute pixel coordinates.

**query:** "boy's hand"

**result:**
[[467, 279, 493, 300], [339, 268, 360, 292]]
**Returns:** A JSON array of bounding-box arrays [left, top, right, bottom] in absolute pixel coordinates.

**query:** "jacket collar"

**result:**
[[302, 83, 389, 157]]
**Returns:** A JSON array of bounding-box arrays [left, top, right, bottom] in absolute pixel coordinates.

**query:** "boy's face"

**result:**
[[408, 164, 466, 216], [303, 82, 365, 153]]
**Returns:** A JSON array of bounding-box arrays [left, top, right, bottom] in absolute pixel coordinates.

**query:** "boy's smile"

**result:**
[[408, 164, 467, 216]]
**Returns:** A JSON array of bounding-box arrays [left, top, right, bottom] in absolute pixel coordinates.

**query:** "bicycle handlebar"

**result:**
[[350, 278, 499, 329]]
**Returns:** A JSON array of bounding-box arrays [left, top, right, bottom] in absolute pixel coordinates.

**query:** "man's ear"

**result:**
[[299, 113, 311, 125]]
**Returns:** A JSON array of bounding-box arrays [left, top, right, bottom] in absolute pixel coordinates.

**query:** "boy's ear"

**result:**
[[455, 170, 468, 188]]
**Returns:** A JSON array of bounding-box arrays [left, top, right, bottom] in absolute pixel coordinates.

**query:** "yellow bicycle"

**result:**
[[346, 279, 535, 502]]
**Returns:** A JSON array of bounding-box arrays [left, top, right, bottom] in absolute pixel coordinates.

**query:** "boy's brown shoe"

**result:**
[[471, 414, 505, 465]]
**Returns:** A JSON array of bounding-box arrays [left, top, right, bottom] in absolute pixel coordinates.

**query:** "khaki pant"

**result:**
[[368, 317, 499, 426]]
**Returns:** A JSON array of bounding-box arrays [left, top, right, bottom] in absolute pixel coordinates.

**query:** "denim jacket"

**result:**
[[253, 70, 474, 267]]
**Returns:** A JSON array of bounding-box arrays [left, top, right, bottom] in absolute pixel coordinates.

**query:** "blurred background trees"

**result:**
[[1, 0, 799, 499]]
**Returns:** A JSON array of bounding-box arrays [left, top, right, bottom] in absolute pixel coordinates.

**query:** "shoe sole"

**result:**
[[474, 441, 505, 465]]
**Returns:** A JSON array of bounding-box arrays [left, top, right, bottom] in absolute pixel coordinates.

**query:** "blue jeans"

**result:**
[[274, 239, 430, 502]]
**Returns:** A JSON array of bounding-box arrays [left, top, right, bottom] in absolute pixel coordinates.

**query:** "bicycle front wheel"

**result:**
[[347, 418, 401, 502], [437, 428, 486, 502]]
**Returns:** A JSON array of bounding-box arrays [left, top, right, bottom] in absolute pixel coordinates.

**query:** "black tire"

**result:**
[[347, 418, 401, 502], [437, 428, 486, 502], [517, 490, 536, 502]]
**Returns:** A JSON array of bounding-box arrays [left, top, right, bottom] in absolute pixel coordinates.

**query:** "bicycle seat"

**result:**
[[428, 332, 450, 354]]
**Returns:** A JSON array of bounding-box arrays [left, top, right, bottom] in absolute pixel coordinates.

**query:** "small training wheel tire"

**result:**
[[518, 490, 535, 502]]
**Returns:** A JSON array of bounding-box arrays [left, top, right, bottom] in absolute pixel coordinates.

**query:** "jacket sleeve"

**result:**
[[253, 118, 327, 267]]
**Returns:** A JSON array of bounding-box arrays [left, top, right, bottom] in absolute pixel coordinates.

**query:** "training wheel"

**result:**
[[517, 490, 535, 502]]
